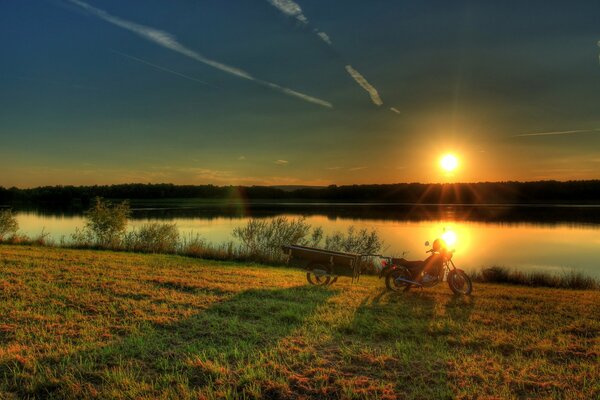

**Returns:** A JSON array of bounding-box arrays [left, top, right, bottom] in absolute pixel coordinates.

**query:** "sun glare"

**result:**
[[442, 229, 457, 246], [440, 154, 459, 172]]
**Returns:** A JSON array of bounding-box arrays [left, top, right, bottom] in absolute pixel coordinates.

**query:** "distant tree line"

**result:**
[[0, 180, 599, 206]]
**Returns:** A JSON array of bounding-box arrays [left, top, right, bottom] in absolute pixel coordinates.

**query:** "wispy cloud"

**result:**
[[274, 159, 289, 165], [267, 0, 308, 24], [513, 128, 600, 137], [265, 0, 384, 106], [238, 155, 247, 161], [67, 0, 332, 108], [316, 31, 332, 45], [325, 166, 341, 170], [348, 166, 367, 171], [345, 65, 383, 106], [110, 50, 213, 87], [389, 107, 401, 114]]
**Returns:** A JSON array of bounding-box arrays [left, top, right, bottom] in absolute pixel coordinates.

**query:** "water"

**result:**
[[9, 202, 600, 278]]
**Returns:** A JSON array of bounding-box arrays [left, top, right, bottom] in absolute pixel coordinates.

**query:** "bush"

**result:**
[[323, 226, 385, 255], [124, 223, 179, 253], [80, 197, 130, 248], [0, 209, 18, 240], [232, 217, 385, 265], [233, 217, 322, 261]]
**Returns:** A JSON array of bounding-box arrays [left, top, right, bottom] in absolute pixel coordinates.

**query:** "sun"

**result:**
[[440, 154, 459, 172], [441, 230, 457, 247]]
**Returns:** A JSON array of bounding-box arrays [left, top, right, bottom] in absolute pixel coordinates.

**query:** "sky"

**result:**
[[1, 0, 599, 188]]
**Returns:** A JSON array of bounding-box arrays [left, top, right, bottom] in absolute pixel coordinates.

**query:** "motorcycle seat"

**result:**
[[393, 258, 424, 271]]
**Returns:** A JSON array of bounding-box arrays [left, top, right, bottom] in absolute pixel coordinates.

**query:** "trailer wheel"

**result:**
[[306, 263, 332, 286]]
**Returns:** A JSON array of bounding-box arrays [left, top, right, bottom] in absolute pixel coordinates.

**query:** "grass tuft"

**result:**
[[471, 266, 599, 290]]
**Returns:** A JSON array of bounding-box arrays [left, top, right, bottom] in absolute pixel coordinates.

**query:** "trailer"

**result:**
[[282, 244, 364, 286]]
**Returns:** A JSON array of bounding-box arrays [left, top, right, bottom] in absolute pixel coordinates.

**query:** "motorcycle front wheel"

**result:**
[[447, 270, 472, 295], [385, 268, 412, 292]]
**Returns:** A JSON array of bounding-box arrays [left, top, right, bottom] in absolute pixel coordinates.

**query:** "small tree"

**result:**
[[0, 209, 18, 240], [84, 197, 130, 248]]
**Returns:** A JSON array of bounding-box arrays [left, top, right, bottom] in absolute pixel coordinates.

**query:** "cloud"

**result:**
[[345, 65, 383, 106], [513, 128, 600, 137], [274, 159, 289, 165], [238, 155, 246, 160], [110, 50, 213, 87], [264, 0, 384, 106], [267, 0, 308, 24], [67, 0, 332, 108], [389, 107, 401, 114], [182, 168, 235, 181], [316, 31, 332, 45], [348, 166, 367, 171], [325, 166, 341, 170]]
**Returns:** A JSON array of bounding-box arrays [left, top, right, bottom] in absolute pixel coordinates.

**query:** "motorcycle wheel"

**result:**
[[447, 270, 472, 295], [306, 263, 331, 286], [385, 268, 412, 292]]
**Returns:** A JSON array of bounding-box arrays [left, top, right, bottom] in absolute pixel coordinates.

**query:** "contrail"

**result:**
[[110, 50, 214, 87], [513, 128, 600, 137], [67, 0, 332, 108], [265, 0, 384, 107], [345, 65, 383, 106], [267, 0, 308, 25]]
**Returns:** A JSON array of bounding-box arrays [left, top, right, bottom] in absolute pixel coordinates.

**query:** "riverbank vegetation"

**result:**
[[0, 199, 598, 290], [0, 245, 598, 399], [0, 199, 385, 266], [471, 266, 599, 290]]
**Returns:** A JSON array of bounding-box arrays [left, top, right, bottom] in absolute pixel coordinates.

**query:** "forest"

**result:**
[[1, 180, 599, 206]]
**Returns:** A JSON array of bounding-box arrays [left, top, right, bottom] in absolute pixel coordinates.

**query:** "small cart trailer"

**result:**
[[282, 245, 364, 286]]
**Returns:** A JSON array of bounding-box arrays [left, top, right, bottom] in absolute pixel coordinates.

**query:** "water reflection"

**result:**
[[10, 202, 600, 226], [9, 204, 600, 278]]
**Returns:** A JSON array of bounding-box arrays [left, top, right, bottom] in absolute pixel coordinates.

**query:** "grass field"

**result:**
[[0, 245, 598, 399]]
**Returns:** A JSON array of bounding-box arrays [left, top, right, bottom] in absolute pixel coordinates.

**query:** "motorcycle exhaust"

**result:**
[[394, 277, 423, 287]]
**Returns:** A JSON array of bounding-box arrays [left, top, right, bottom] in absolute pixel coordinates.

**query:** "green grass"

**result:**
[[0, 245, 598, 399]]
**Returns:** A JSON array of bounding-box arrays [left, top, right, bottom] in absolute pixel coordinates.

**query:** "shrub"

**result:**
[[82, 197, 130, 248], [323, 226, 385, 255], [232, 218, 385, 265], [124, 223, 179, 253], [233, 217, 322, 261], [0, 209, 19, 240]]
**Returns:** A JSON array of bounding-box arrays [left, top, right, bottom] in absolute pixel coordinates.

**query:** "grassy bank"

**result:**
[[1, 245, 598, 399]]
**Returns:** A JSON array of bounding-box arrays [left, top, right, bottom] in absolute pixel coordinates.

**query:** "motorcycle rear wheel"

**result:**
[[385, 268, 412, 292], [447, 270, 472, 295]]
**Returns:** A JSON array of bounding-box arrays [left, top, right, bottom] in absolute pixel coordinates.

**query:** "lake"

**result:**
[[10, 202, 600, 278]]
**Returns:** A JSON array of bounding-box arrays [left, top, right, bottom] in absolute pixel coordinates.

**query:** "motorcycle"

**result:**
[[377, 239, 472, 295]]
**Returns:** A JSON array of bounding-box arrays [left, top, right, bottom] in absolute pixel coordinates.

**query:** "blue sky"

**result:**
[[1, 0, 599, 187]]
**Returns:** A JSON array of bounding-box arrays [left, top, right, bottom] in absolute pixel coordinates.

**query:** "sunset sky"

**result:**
[[1, 0, 599, 187]]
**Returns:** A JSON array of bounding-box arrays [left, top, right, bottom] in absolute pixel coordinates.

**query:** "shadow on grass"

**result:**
[[5, 285, 335, 399], [331, 290, 474, 399]]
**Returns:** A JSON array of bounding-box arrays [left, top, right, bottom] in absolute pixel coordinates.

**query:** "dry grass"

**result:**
[[0, 245, 598, 399]]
